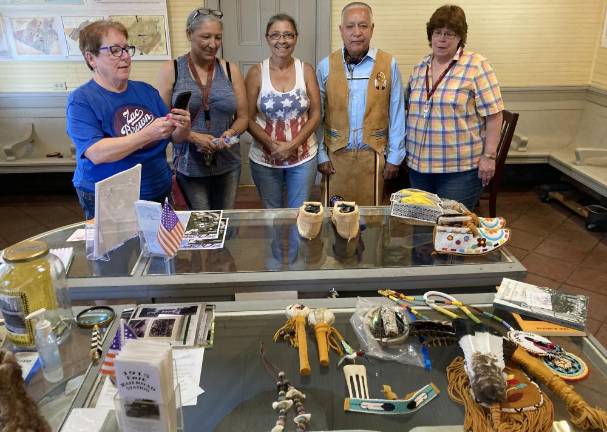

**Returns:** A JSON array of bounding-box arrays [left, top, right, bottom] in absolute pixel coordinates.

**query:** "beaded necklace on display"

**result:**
[[260, 344, 311, 432]]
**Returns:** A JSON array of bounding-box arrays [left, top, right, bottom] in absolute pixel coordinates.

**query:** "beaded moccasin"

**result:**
[[433, 225, 511, 255], [297, 202, 324, 240], [331, 201, 360, 240], [438, 214, 507, 230]]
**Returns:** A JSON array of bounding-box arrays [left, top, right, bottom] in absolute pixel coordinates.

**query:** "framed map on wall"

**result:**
[[0, 0, 82, 5], [61, 15, 103, 56], [0, 16, 10, 59], [109, 15, 168, 58], [9, 16, 65, 58], [0, 0, 170, 61]]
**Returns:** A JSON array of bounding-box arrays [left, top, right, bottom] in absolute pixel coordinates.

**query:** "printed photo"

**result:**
[[183, 210, 222, 240], [137, 304, 199, 318], [124, 400, 160, 420], [148, 318, 176, 338], [128, 319, 149, 338], [181, 218, 229, 250]]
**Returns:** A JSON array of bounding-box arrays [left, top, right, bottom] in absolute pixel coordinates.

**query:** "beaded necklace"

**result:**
[[260, 344, 311, 432]]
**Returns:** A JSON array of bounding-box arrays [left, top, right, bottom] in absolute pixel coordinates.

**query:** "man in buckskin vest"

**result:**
[[317, 1, 406, 206]]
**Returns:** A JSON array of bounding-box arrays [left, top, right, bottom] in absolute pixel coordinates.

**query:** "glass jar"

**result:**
[[0, 240, 73, 348]]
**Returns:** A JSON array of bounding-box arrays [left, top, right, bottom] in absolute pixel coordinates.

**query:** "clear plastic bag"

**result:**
[[349, 297, 424, 367]]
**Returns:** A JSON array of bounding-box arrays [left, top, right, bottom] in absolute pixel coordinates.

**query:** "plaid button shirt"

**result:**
[[405, 49, 504, 173]]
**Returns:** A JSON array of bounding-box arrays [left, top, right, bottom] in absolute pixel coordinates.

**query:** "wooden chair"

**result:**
[[483, 110, 519, 217]]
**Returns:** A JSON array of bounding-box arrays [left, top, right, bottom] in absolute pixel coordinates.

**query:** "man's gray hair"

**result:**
[[341, 2, 373, 22]]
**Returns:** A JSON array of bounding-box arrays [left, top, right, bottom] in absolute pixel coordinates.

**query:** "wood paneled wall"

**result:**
[[1, 0, 606, 92], [331, 0, 606, 87]]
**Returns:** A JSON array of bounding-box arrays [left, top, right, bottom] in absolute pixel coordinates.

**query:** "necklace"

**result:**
[[260, 343, 311, 431], [187, 53, 215, 130], [422, 47, 461, 116]]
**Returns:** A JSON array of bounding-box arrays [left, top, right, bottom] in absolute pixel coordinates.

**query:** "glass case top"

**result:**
[[146, 207, 513, 275]]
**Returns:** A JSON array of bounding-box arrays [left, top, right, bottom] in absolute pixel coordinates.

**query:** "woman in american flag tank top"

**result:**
[[246, 13, 321, 209]]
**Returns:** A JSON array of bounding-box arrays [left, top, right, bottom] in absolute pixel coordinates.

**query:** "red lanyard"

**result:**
[[424, 48, 462, 101], [188, 53, 215, 129]]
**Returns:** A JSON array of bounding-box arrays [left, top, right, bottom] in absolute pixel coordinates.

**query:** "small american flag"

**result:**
[[158, 198, 184, 257], [100, 320, 137, 379]]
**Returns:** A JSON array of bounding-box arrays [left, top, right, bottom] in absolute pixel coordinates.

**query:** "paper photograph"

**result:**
[[136, 304, 199, 318], [181, 218, 228, 250], [183, 210, 222, 240], [148, 318, 177, 338], [134, 316, 183, 340], [129, 319, 149, 338], [124, 400, 160, 420]]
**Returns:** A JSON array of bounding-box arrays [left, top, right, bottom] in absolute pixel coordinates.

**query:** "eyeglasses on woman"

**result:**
[[193, 8, 223, 19], [432, 30, 458, 39], [267, 32, 296, 41], [99, 45, 136, 57]]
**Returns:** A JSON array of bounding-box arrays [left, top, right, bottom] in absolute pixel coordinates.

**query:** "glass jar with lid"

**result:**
[[0, 240, 73, 348]]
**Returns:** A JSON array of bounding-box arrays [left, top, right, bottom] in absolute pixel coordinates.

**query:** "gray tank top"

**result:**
[[172, 54, 240, 177]]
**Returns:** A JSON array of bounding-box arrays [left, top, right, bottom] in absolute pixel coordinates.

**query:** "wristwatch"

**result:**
[[482, 153, 496, 160]]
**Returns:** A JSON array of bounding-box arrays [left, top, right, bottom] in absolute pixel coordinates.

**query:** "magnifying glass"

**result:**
[[76, 306, 115, 328], [76, 306, 115, 362]]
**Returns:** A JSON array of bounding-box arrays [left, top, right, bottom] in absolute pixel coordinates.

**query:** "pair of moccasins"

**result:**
[[297, 201, 360, 241], [433, 213, 510, 255]]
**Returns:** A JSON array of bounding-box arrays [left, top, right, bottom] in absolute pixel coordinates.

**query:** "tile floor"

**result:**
[[1, 184, 606, 347]]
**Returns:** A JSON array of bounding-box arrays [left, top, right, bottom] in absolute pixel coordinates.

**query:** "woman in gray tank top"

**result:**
[[158, 7, 248, 210]]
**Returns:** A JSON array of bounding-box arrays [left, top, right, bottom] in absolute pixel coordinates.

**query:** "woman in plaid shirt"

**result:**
[[405, 5, 504, 210]]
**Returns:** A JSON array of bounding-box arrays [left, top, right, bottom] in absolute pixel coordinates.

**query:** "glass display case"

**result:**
[[57, 295, 607, 432], [25, 208, 525, 302]]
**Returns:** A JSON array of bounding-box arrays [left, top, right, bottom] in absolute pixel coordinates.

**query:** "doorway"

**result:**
[[206, 0, 331, 184]]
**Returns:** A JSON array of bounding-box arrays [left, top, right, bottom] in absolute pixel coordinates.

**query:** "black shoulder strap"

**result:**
[[172, 59, 178, 90], [225, 61, 232, 83]]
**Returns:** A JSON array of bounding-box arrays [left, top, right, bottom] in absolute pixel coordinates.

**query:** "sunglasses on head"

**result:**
[[193, 8, 223, 19]]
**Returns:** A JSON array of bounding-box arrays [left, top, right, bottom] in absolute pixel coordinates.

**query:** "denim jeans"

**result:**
[[75, 184, 171, 220], [176, 167, 241, 210], [250, 155, 318, 209], [408, 168, 483, 210]]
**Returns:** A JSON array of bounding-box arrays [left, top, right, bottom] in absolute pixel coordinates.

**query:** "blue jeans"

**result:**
[[75, 185, 171, 220], [250, 156, 318, 209], [176, 167, 240, 210], [408, 168, 483, 210]]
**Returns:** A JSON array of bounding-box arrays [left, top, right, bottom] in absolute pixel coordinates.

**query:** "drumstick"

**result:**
[[286, 304, 311, 375], [308, 308, 335, 367]]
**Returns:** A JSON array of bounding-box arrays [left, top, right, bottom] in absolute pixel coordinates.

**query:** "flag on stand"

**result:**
[[100, 320, 137, 379], [158, 198, 184, 257]]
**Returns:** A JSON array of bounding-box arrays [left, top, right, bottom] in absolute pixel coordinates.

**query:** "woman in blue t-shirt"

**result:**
[[66, 20, 191, 219]]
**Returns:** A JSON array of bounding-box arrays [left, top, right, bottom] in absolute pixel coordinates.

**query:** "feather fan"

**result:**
[[453, 319, 507, 405]]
